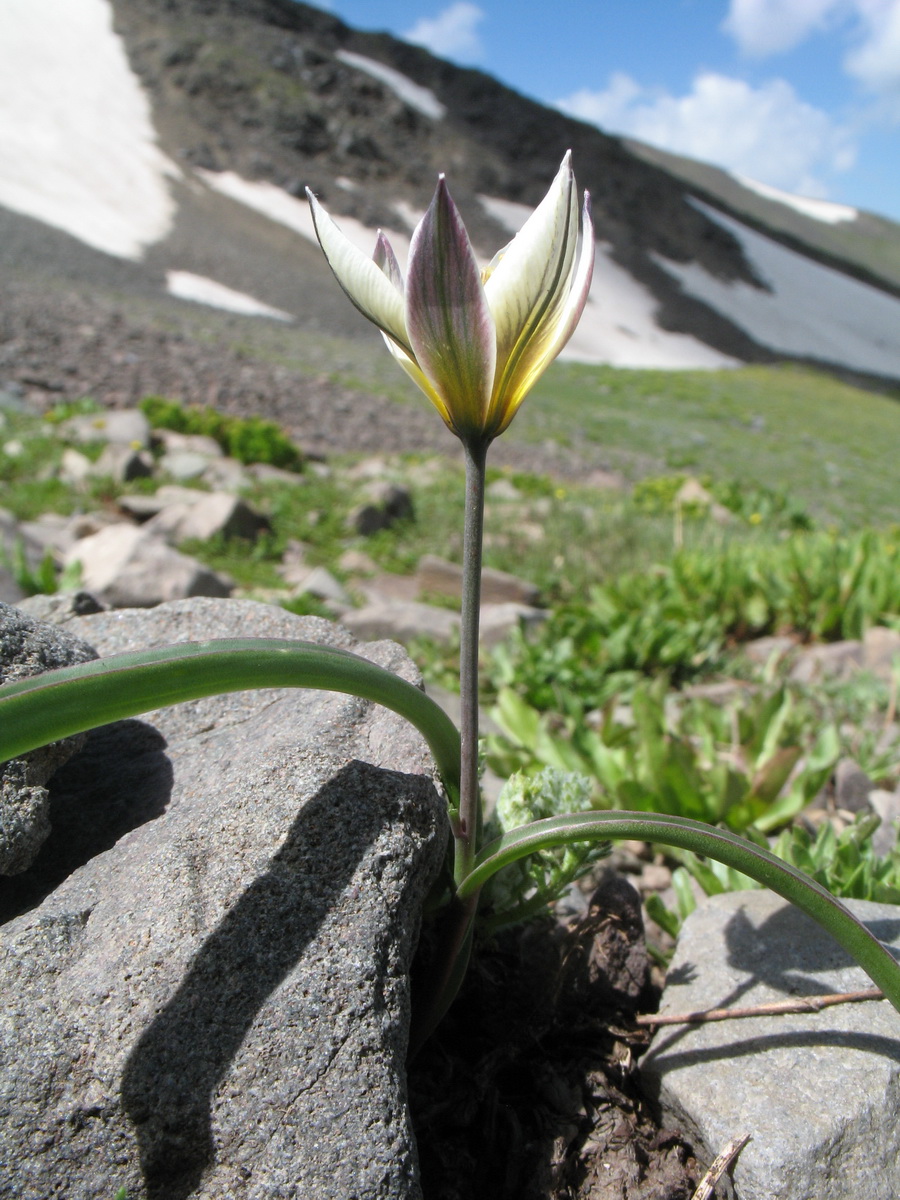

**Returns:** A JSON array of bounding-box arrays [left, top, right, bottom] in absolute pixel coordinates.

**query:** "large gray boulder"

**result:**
[[0, 603, 98, 873], [642, 890, 900, 1200], [0, 598, 448, 1199]]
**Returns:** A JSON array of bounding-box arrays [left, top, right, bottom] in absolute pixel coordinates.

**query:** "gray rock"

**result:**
[[293, 566, 350, 606], [642, 890, 900, 1200], [834, 757, 875, 813], [870, 789, 900, 856], [0, 603, 98, 873], [247, 461, 306, 486], [0, 505, 46, 574], [485, 478, 521, 501], [742, 635, 796, 667], [160, 449, 213, 481], [15, 591, 106, 624], [153, 430, 223, 459], [0, 567, 25, 604], [202, 456, 251, 492], [789, 640, 864, 683], [0, 598, 448, 1199], [479, 601, 548, 649], [144, 492, 270, 544], [62, 409, 151, 448], [58, 446, 93, 485], [93, 442, 154, 483], [349, 482, 414, 535], [64, 525, 233, 607], [344, 599, 460, 645], [415, 554, 540, 605], [863, 626, 900, 681]]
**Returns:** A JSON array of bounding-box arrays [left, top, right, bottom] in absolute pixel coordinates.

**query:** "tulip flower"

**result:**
[[306, 151, 593, 444]]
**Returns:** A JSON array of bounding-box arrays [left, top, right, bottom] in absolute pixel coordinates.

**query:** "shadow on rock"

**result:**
[[120, 760, 413, 1200], [0, 719, 173, 924]]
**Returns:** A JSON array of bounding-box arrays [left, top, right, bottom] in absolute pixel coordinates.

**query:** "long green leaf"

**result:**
[[0, 638, 462, 806], [458, 809, 900, 1013]]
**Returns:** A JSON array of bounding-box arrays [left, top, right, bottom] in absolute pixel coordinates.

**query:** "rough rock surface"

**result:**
[[642, 890, 900, 1200], [0, 598, 448, 1200], [0, 602, 98, 873]]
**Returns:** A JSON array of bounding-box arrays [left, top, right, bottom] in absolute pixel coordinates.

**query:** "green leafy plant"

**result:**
[[139, 395, 303, 470], [486, 679, 839, 835]]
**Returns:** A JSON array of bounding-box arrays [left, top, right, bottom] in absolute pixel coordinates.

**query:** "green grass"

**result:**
[[518, 363, 900, 527]]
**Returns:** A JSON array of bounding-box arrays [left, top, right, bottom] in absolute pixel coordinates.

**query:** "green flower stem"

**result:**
[[458, 810, 900, 1013], [0, 638, 462, 807], [455, 436, 489, 885]]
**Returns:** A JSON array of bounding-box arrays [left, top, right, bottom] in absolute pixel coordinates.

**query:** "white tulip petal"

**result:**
[[539, 191, 595, 365], [306, 189, 411, 352], [484, 153, 578, 377]]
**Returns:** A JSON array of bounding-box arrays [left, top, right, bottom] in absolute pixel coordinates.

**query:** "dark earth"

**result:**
[[410, 874, 711, 1200]]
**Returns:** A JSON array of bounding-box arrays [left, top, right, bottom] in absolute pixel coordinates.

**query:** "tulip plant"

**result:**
[[2, 154, 900, 1045]]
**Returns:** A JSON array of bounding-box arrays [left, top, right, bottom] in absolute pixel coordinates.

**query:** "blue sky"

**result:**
[[310, 0, 900, 222]]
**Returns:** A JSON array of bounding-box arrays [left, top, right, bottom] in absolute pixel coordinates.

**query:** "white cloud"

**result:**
[[403, 3, 485, 61], [722, 0, 841, 55], [724, 0, 900, 95], [557, 72, 856, 198], [844, 0, 900, 94]]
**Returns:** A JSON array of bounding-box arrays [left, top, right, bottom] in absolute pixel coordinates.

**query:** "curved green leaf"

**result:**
[[0, 638, 461, 806], [458, 809, 900, 1013]]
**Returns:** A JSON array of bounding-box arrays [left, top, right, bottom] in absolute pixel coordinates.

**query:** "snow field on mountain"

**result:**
[[658, 201, 900, 379], [0, 0, 178, 259]]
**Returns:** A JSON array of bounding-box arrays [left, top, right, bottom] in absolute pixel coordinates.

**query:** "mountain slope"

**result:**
[[2, 0, 900, 386]]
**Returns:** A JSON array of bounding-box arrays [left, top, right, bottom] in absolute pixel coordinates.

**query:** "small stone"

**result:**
[[479, 602, 548, 649], [343, 599, 459, 645], [863, 627, 900, 681], [834, 758, 875, 814], [789, 640, 864, 683], [415, 554, 540, 605], [93, 443, 154, 483], [145, 493, 270, 544], [869, 789, 900, 855], [293, 566, 349, 605], [348, 482, 413, 535], [159, 449, 213, 481], [64, 525, 232, 607], [486, 478, 521, 501], [58, 447, 93, 485], [62, 409, 151, 448]]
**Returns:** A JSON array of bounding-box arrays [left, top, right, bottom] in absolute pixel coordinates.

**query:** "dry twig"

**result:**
[[690, 1134, 750, 1200], [636, 986, 884, 1028]]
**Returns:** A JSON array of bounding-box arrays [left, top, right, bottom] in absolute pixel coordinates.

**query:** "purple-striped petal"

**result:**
[[373, 230, 405, 294], [405, 177, 497, 439]]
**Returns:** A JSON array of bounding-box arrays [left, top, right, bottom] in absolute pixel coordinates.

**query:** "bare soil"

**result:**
[[409, 875, 712, 1200]]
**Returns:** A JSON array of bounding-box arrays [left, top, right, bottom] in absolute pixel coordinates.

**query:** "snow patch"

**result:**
[[0, 0, 178, 259], [166, 272, 293, 321], [336, 51, 446, 119], [734, 175, 858, 224], [479, 195, 737, 370], [199, 170, 414, 266], [656, 201, 900, 380]]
